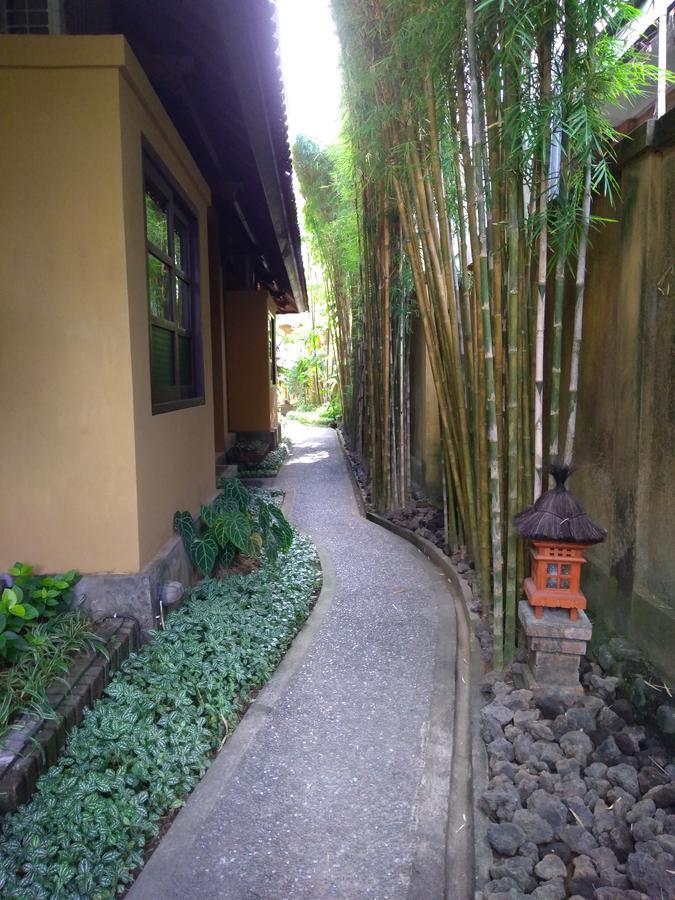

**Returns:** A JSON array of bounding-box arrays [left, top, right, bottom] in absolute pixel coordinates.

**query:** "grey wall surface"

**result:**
[[571, 112, 675, 680]]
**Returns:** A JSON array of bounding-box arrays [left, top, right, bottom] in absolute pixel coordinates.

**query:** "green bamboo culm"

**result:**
[[322, 0, 660, 666]]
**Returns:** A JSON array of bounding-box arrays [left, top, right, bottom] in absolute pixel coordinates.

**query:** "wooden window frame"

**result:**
[[143, 149, 204, 415], [0, 0, 63, 34]]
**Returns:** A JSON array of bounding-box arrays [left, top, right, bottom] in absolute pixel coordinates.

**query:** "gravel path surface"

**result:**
[[130, 423, 457, 900]]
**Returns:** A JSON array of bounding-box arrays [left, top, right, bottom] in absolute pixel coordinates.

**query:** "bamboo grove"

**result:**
[[296, 0, 657, 667]]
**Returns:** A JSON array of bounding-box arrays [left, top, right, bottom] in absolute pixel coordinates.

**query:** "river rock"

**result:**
[[481, 784, 522, 822], [597, 706, 626, 734], [566, 798, 594, 830], [608, 824, 634, 861], [593, 889, 649, 900], [637, 765, 669, 794], [519, 840, 540, 862], [555, 777, 587, 800], [527, 791, 568, 832], [513, 708, 539, 727], [535, 692, 568, 720], [607, 637, 642, 662], [482, 713, 506, 744], [531, 878, 566, 900], [490, 856, 536, 893], [512, 809, 554, 845], [534, 854, 567, 881], [630, 817, 660, 844], [503, 689, 533, 711], [488, 737, 516, 763], [516, 774, 539, 803], [585, 762, 608, 779], [485, 702, 516, 727], [567, 854, 600, 899], [560, 731, 593, 765], [644, 783, 675, 809], [529, 721, 555, 742], [625, 799, 656, 825], [592, 799, 616, 835], [607, 764, 640, 797], [556, 758, 582, 778], [626, 849, 675, 899], [655, 704, 675, 735], [484, 877, 527, 900], [613, 731, 641, 756], [487, 822, 526, 857], [559, 825, 599, 855], [593, 737, 621, 765]]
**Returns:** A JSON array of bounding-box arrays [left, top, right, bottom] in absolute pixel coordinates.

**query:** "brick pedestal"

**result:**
[[518, 600, 592, 694]]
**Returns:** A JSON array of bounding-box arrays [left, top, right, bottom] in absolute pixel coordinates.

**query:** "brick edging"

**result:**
[[0, 616, 140, 814]]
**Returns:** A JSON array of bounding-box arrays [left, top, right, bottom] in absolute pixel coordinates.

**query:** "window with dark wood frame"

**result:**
[[144, 154, 204, 413]]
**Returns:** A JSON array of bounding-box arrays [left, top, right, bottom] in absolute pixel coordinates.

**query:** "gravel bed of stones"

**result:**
[[477, 669, 675, 899]]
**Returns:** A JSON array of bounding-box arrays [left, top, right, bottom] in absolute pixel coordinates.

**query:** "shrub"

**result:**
[[0, 566, 79, 663], [0, 612, 103, 742], [0, 535, 320, 898], [174, 479, 293, 577]]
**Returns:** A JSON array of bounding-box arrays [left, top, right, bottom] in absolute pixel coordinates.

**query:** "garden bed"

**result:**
[[0, 533, 321, 898], [478, 659, 675, 899], [285, 405, 339, 427], [0, 617, 139, 814], [237, 443, 289, 478]]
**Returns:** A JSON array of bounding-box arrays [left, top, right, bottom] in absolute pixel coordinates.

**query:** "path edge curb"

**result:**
[[336, 427, 490, 898]]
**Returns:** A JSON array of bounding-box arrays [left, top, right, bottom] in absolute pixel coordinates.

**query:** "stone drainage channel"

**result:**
[[130, 422, 485, 900]]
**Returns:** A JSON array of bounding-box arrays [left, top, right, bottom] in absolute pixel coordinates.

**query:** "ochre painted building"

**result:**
[[0, 2, 306, 629]]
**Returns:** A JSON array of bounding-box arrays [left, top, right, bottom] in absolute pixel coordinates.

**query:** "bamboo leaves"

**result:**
[[329, 0, 658, 665]]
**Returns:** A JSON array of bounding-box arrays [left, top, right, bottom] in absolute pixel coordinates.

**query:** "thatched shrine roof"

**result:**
[[515, 465, 607, 545]]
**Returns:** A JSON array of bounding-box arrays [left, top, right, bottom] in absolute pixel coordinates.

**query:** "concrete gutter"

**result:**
[[336, 429, 490, 897]]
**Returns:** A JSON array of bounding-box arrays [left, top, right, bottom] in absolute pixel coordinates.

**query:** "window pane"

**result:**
[[175, 277, 191, 330], [151, 326, 175, 388], [560, 579, 570, 590], [145, 186, 168, 252], [147, 254, 171, 319], [546, 577, 558, 589], [561, 564, 571, 575], [546, 563, 558, 575], [28, 11, 48, 27], [178, 336, 193, 386], [174, 220, 189, 272]]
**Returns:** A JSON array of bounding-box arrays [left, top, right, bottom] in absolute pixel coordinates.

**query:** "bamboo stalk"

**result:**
[[465, 0, 504, 669], [563, 158, 592, 466]]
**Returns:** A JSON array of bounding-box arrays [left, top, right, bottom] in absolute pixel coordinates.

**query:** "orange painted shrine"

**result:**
[[524, 541, 587, 620]]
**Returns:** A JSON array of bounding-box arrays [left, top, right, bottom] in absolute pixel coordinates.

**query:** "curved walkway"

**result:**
[[130, 424, 458, 900]]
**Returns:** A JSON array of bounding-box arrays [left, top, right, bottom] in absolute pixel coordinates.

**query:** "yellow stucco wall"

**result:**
[[0, 36, 215, 573], [117, 44, 215, 567], [223, 291, 275, 433], [0, 40, 140, 572]]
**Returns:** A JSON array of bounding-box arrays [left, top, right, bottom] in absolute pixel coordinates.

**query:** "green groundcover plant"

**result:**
[[0, 535, 320, 899], [237, 443, 289, 478], [0, 613, 102, 743], [1, 566, 79, 662]]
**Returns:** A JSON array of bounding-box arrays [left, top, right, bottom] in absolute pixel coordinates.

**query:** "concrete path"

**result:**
[[130, 424, 458, 900]]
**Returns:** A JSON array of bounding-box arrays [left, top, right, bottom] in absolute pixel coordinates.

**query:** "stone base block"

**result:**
[[518, 600, 592, 692], [73, 494, 217, 635]]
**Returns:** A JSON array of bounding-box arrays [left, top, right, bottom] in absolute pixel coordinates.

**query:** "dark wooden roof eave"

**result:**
[[214, 0, 307, 312]]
